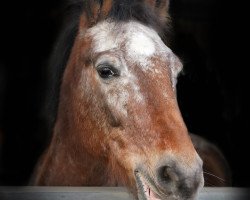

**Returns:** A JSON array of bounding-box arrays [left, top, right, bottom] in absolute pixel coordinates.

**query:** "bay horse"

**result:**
[[32, 0, 204, 199]]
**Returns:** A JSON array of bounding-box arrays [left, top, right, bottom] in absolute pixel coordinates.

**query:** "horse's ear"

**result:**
[[145, 0, 170, 22], [84, 0, 113, 25]]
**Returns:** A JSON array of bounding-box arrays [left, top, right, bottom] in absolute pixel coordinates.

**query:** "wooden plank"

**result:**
[[0, 187, 249, 200], [0, 187, 132, 200], [199, 187, 250, 200]]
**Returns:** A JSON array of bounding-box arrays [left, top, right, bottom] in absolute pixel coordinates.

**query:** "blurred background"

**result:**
[[0, 0, 249, 186]]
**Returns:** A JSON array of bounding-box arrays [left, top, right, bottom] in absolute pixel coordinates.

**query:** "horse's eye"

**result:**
[[97, 65, 119, 79]]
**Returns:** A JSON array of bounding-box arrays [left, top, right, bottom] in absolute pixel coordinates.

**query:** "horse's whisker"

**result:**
[[203, 171, 226, 182]]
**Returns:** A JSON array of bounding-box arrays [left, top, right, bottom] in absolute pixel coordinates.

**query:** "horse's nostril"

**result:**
[[157, 161, 203, 199], [160, 166, 179, 183], [163, 166, 169, 177], [163, 167, 170, 180]]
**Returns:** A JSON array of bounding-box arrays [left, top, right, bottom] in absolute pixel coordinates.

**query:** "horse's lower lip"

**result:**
[[135, 171, 162, 200]]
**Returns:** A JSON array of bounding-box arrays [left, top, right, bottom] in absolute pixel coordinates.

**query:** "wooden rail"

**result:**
[[0, 187, 249, 200]]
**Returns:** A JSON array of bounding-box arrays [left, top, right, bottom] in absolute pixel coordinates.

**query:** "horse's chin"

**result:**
[[135, 171, 163, 200]]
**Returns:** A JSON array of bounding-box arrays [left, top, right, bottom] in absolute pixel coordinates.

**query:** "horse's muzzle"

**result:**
[[135, 157, 204, 200]]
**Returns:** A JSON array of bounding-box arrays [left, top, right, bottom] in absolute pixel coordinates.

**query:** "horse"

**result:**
[[32, 0, 204, 199]]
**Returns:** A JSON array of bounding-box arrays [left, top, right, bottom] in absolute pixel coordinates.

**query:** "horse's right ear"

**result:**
[[145, 0, 170, 22]]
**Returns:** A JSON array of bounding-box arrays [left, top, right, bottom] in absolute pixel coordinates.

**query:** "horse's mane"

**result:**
[[45, 0, 171, 132]]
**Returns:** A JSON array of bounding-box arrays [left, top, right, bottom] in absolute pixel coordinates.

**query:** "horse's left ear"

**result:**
[[83, 0, 113, 26], [145, 0, 170, 21]]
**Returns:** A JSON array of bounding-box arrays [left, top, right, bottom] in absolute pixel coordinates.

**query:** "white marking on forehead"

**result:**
[[128, 32, 155, 57], [85, 21, 172, 72]]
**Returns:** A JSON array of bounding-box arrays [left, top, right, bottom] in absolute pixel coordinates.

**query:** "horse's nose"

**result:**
[[157, 159, 204, 199]]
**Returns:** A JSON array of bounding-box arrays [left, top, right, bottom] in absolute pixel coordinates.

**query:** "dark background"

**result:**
[[0, 0, 249, 187]]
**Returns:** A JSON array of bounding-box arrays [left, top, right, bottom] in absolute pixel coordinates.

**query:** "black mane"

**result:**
[[45, 0, 170, 131], [109, 1, 168, 34]]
